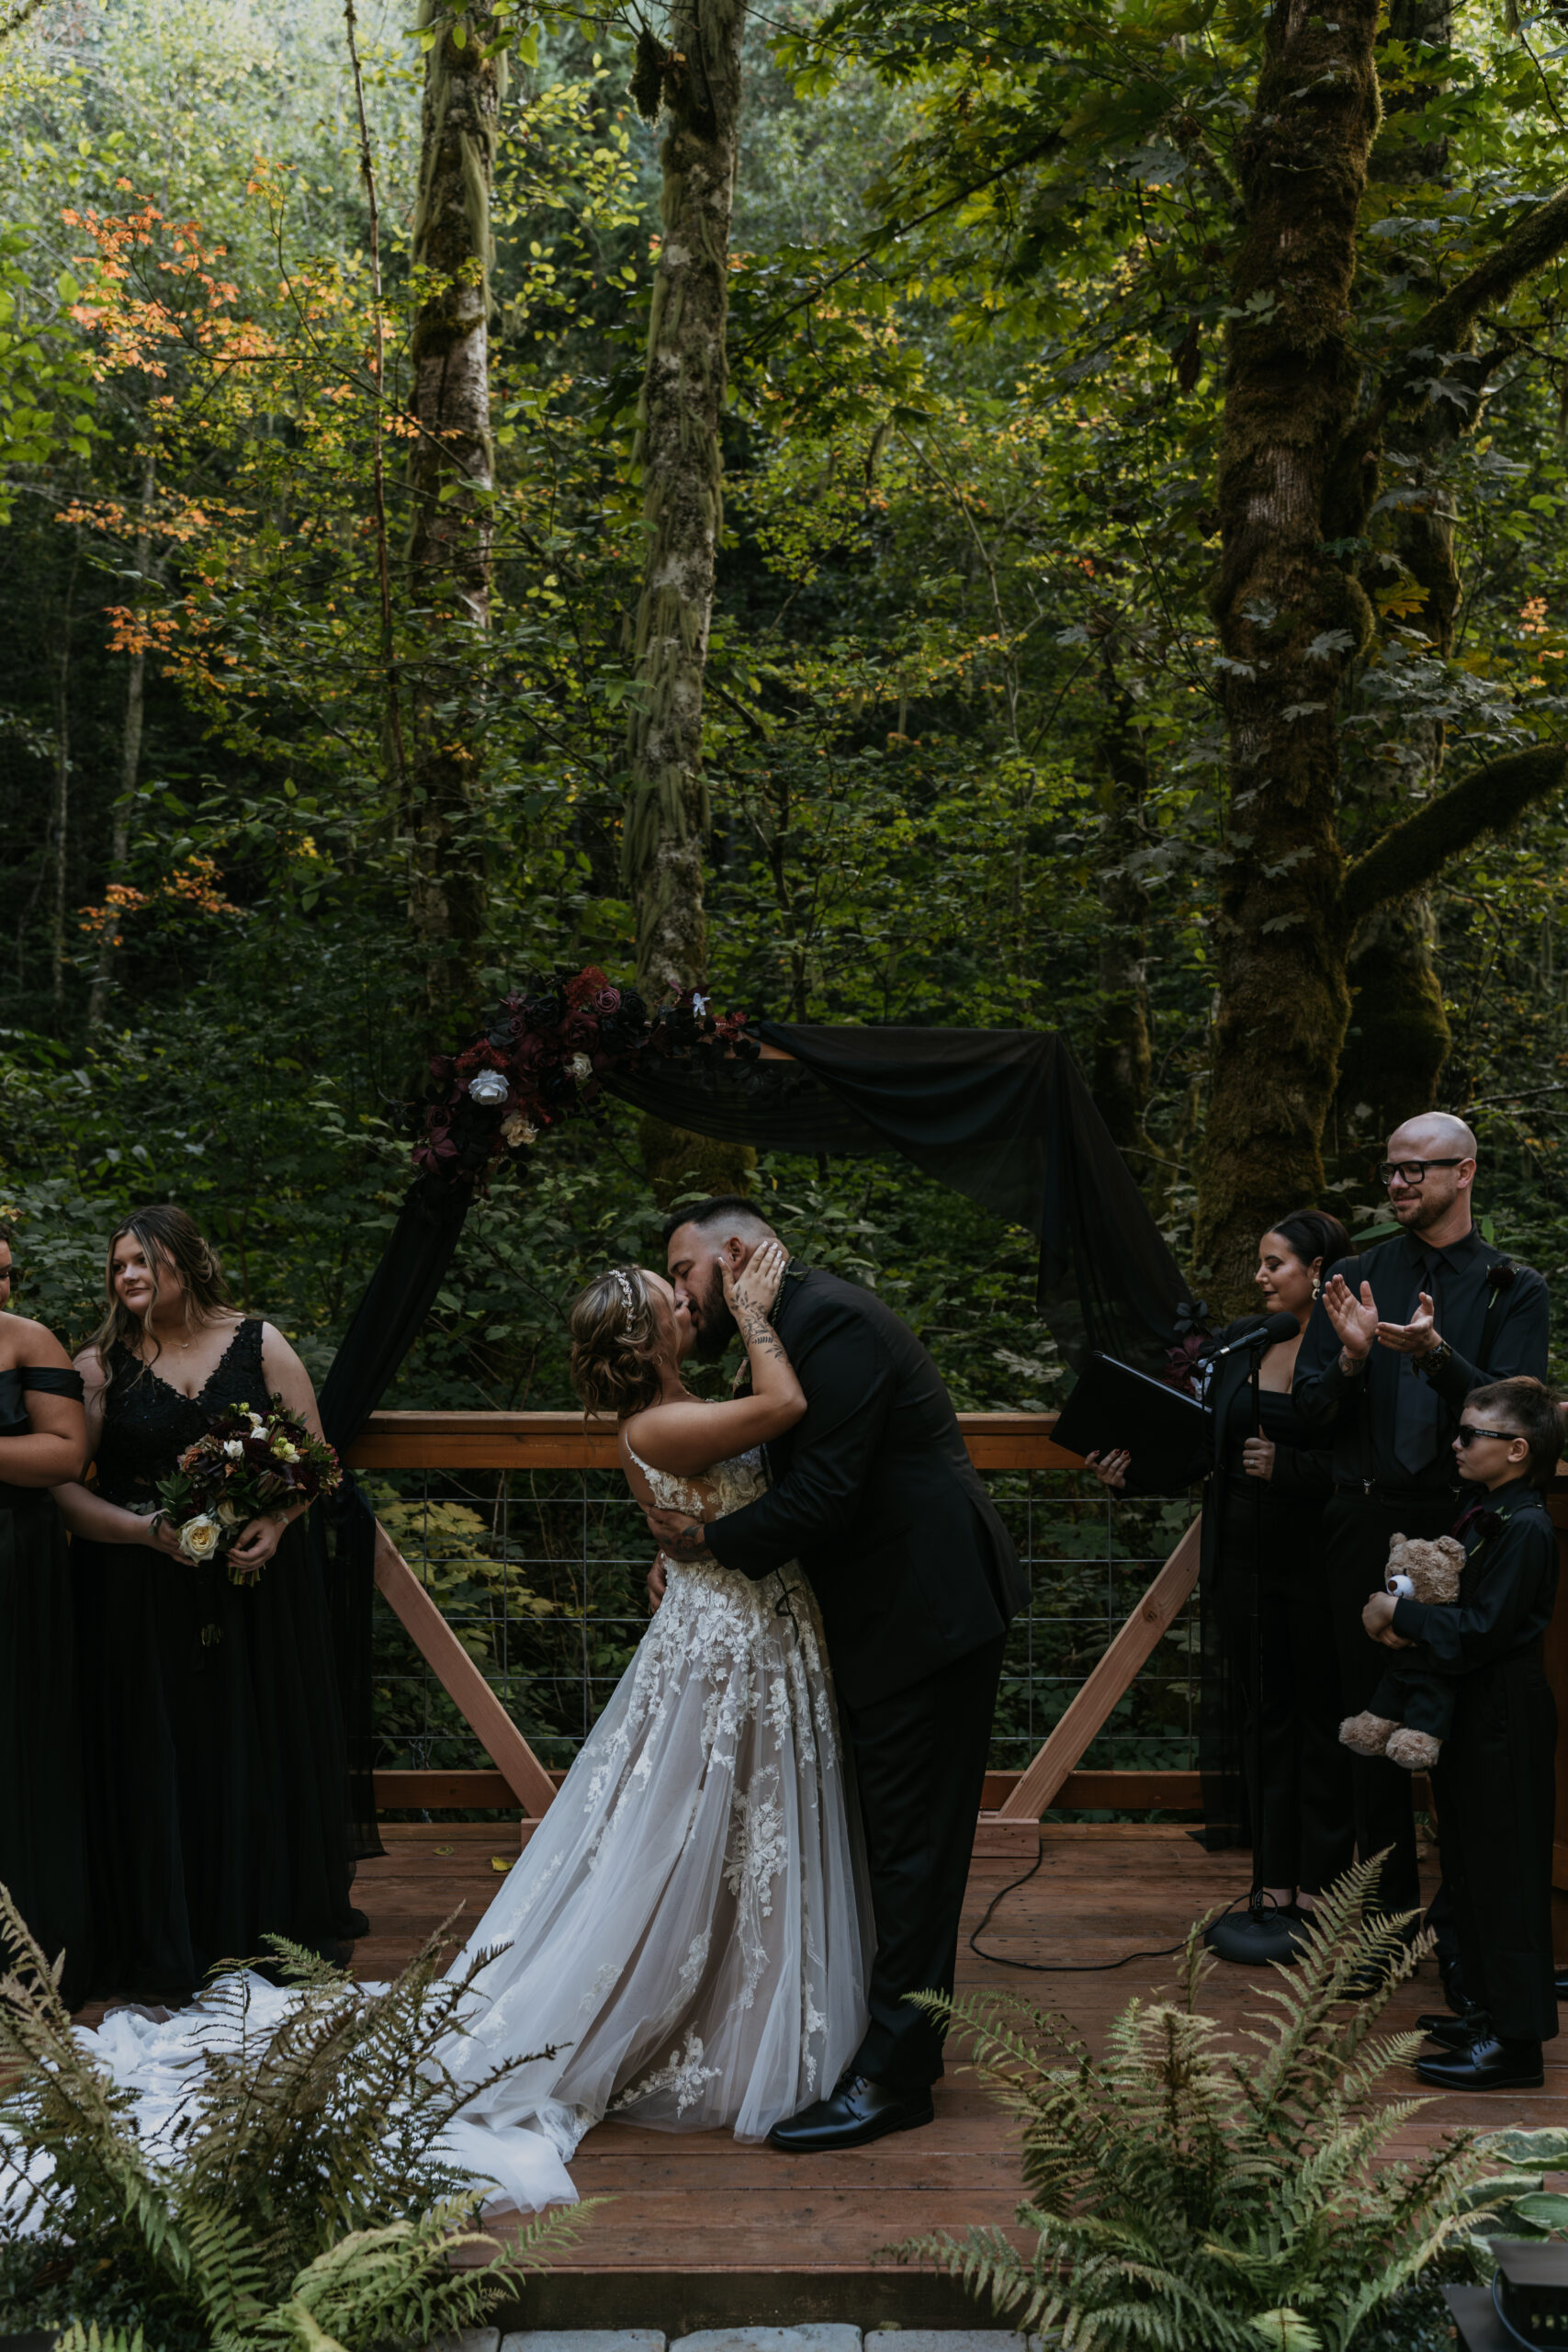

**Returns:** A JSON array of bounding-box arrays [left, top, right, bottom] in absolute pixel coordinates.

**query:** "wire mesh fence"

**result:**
[[365, 1464, 1202, 1793]]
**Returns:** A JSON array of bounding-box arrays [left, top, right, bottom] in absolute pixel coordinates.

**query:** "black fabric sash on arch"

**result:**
[[316, 1022, 1192, 1854], [606, 1023, 1190, 1374]]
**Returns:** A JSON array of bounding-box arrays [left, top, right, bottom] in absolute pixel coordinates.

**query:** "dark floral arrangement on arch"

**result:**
[[415, 967, 760, 1183]]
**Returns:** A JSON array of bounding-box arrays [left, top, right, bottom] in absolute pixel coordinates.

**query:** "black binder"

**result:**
[[1052, 1351, 1212, 1489]]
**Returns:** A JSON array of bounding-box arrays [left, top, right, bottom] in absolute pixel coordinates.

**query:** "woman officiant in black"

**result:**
[[1089, 1210, 1353, 1963]]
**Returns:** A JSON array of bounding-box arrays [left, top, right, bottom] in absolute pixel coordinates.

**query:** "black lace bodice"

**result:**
[[96, 1319, 266, 1509]]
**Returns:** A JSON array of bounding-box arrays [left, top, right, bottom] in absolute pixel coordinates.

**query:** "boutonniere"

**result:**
[[1454, 1501, 1501, 1543], [1485, 1259, 1518, 1292]]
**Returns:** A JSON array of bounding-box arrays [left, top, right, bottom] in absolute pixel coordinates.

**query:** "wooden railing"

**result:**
[[347, 1408, 1204, 1852]]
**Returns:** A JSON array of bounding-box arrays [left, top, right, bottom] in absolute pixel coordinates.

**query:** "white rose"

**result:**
[[224, 1438, 244, 1459], [178, 1513, 222, 1561], [217, 1502, 241, 1527], [570, 1052, 592, 1081], [468, 1069, 509, 1103], [501, 1112, 537, 1148]]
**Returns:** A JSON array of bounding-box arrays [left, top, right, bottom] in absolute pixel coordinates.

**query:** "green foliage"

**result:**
[[896, 1859, 1490, 2352], [0, 1886, 588, 2351]]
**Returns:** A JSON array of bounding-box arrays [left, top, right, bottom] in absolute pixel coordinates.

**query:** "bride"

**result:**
[[436, 1241, 871, 2208], [29, 1245, 869, 2217]]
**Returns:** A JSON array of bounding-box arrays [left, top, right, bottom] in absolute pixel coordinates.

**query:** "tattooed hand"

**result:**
[[727, 1238, 788, 1323], [725, 1239, 792, 1366]]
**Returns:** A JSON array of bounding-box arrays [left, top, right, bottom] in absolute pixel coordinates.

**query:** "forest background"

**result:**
[[5, 0, 1568, 1424]]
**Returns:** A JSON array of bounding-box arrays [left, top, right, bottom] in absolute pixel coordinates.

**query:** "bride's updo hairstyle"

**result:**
[[91, 1203, 231, 1393], [568, 1265, 663, 1419]]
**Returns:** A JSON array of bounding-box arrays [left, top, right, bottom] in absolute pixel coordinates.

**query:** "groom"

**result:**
[[644, 1194, 1028, 2152]]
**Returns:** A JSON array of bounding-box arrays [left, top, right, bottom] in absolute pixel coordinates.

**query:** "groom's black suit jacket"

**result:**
[[703, 1266, 1028, 1708]]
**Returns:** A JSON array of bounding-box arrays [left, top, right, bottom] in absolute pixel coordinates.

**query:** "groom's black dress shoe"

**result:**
[[767, 2073, 934, 2153], [1419, 2010, 1489, 2052], [1415, 2032, 1544, 2092]]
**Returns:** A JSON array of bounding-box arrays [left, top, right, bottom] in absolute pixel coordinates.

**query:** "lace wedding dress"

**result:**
[[436, 1443, 872, 2209], [29, 1446, 871, 2222]]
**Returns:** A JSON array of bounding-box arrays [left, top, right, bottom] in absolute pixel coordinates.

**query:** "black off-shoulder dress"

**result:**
[[73, 1320, 357, 1999], [0, 1363, 92, 2006]]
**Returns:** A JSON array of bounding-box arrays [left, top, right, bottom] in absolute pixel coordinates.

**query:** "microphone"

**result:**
[[1201, 1310, 1299, 1363]]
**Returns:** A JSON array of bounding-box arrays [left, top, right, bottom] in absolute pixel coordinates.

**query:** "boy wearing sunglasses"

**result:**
[[1360, 1375, 1563, 2090]]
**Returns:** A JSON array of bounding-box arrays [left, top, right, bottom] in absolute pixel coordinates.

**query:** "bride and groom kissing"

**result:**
[[431, 1193, 1029, 2209]]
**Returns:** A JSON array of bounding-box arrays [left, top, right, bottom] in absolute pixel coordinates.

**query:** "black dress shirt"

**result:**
[[1292, 1228, 1549, 1494], [1391, 1477, 1557, 1667]]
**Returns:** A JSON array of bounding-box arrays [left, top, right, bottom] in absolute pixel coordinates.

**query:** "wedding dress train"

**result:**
[[24, 1447, 871, 2221]]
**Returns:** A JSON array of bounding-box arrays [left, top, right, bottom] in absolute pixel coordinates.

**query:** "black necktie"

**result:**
[[1393, 1251, 1443, 1474]]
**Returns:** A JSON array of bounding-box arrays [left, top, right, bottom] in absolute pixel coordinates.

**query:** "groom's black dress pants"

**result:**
[[841, 1632, 1006, 2091]]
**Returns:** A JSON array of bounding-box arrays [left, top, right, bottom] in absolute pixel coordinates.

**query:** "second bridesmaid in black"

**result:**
[[55, 1204, 358, 2003]]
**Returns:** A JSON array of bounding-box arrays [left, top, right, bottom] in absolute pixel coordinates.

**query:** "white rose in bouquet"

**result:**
[[501, 1112, 537, 1147], [178, 1513, 222, 1561], [468, 1068, 509, 1103], [224, 1438, 244, 1459], [570, 1052, 592, 1081]]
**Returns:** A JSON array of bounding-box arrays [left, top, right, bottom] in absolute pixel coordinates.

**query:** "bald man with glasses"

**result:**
[[1292, 1114, 1550, 1924]]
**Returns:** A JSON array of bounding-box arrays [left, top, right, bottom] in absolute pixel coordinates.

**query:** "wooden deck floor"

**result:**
[[343, 1822, 1565, 2328]]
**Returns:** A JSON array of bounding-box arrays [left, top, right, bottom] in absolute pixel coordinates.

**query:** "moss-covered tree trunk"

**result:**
[[1337, 0, 1459, 1139], [623, 0, 744, 1003], [1195, 0, 1382, 1300], [406, 0, 500, 1029], [1090, 655, 1154, 1166]]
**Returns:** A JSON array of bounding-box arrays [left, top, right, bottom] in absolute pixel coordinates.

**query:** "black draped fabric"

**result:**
[[606, 1023, 1190, 1372], [317, 1173, 475, 1859]]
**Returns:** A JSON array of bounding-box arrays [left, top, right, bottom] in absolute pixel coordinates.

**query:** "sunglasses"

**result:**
[[1375, 1157, 1465, 1188], [1454, 1423, 1519, 1448]]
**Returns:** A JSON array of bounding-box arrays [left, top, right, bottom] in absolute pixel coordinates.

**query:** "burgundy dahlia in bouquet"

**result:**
[[157, 1394, 342, 1584]]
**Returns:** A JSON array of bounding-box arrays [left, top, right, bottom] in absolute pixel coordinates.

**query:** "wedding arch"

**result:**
[[309, 967, 1199, 1848]]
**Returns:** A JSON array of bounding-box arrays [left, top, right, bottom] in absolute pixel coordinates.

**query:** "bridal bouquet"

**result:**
[[157, 1394, 342, 1584]]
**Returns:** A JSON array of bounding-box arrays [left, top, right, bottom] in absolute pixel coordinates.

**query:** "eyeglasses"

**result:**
[[1376, 1157, 1465, 1188], [1455, 1423, 1518, 1448]]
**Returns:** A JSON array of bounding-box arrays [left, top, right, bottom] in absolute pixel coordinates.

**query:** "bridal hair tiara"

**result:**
[[613, 1267, 638, 1318]]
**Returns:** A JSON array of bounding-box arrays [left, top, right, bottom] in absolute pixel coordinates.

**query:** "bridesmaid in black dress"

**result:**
[[0, 1221, 91, 2003], [55, 1204, 357, 2002]]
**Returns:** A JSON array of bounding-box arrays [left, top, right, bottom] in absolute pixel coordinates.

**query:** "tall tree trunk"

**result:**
[[88, 450, 155, 1034], [1089, 650, 1154, 1164], [406, 0, 499, 1032], [622, 0, 745, 1002], [1195, 0, 1382, 1303], [49, 537, 81, 1021], [1337, 0, 1461, 1139]]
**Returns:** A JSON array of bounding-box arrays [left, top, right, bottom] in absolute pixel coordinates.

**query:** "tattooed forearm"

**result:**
[[738, 1305, 788, 1367]]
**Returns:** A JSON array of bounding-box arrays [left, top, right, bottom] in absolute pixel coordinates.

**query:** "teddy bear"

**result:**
[[1339, 1530, 1467, 1772]]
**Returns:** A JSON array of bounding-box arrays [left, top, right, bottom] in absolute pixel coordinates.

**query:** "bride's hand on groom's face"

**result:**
[[725, 1238, 788, 1322]]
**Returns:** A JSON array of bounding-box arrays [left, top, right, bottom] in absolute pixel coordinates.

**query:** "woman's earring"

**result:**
[[1312, 1275, 1324, 1302]]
